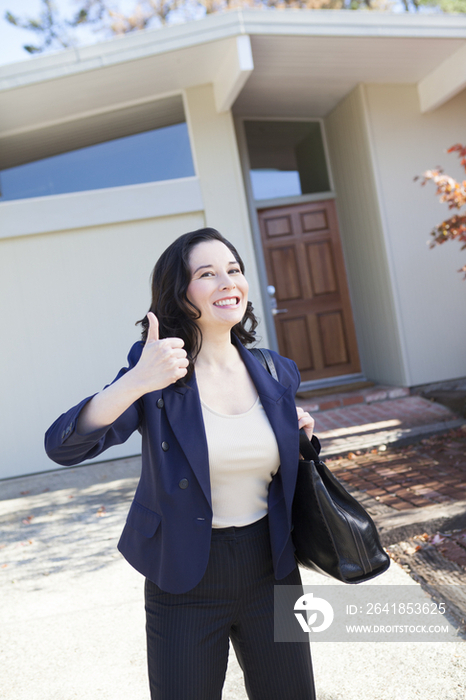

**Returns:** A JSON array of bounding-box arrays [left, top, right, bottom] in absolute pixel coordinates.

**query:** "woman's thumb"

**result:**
[[146, 312, 159, 343]]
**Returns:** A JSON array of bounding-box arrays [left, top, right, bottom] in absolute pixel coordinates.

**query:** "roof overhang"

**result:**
[[0, 9, 465, 166]]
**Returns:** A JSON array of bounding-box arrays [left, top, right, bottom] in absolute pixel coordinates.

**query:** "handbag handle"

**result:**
[[299, 428, 320, 463], [250, 348, 320, 464]]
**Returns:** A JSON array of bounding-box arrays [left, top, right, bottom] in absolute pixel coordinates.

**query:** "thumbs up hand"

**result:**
[[133, 312, 189, 393]]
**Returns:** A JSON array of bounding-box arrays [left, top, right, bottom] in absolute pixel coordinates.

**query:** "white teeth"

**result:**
[[214, 298, 238, 307]]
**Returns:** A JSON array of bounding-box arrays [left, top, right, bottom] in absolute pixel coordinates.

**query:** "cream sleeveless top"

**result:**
[[200, 396, 281, 528]]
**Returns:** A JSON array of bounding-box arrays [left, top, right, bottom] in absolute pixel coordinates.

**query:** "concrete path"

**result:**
[[1, 458, 465, 700]]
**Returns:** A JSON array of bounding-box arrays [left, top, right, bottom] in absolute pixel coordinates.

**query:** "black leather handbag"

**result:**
[[250, 347, 390, 584]]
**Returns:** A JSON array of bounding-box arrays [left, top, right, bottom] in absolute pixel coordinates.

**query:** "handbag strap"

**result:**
[[250, 347, 320, 464], [249, 347, 278, 381]]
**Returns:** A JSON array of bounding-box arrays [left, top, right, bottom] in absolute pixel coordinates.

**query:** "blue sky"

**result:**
[[0, 0, 45, 65], [0, 0, 141, 66]]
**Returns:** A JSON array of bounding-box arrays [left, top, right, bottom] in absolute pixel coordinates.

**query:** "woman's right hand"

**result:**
[[132, 312, 189, 393], [76, 313, 188, 434]]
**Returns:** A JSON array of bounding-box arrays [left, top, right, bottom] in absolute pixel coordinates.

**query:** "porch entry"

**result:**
[[257, 200, 361, 383]]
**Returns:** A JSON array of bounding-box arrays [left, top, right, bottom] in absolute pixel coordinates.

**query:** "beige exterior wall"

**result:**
[[325, 86, 407, 386], [363, 83, 466, 386], [0, 211, 205, 479]]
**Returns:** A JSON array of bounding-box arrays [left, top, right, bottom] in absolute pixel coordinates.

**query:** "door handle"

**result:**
[[267, 285, 288, 316]]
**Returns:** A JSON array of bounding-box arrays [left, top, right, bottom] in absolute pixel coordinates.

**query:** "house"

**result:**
[[1, 9, 466, 478]]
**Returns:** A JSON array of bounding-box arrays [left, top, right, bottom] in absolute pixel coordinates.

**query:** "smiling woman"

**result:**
[[44, 226, 318, 700]]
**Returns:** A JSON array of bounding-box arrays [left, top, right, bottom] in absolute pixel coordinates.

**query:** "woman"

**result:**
[[45, 227, 319, 700]]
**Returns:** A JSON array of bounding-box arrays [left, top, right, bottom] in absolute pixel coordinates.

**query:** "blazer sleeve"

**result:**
[[44, 343, 144, 467]]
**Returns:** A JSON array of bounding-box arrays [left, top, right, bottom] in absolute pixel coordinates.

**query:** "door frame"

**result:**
[[234, 115, 365, 391]]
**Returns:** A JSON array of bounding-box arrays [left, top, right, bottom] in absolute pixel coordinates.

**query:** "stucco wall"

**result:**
[[325, 86, 407, 386], [0, 211, 205, 479], [363, 83, 466, 386]]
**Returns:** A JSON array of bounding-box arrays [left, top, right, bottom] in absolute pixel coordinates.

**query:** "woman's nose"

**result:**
[[219, 274, 235, 289]]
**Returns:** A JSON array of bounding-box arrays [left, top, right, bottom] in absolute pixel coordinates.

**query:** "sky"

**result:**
[[0, 0, 143, 66]]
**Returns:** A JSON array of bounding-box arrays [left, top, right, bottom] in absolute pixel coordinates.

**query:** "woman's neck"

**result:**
[[195, 329, 240, 371]]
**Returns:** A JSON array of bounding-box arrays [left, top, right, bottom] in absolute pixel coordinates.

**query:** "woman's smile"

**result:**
[[213, 296, 241, 308]]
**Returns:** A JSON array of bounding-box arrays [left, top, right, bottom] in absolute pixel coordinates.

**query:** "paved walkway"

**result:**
[[299, 387, 464, 456]]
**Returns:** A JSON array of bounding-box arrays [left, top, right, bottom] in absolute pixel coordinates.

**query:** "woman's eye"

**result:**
[[229, 268, 241, 274], [200, 271, 213, 277]]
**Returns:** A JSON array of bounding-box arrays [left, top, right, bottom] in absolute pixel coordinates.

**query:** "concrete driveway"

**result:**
[[1, 457, 465, 700]]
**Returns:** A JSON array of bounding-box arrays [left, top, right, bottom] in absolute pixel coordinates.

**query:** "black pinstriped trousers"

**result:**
[[144, 515, 316, 699]]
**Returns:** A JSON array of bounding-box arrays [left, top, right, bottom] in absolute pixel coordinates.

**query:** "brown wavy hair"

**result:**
[[137, 228, 258, 382]]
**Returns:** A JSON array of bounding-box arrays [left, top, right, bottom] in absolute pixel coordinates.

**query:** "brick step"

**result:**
[[296, 384, 410, 413]]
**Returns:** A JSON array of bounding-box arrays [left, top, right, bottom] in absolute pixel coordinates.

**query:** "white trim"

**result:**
[[0, 177, 204, 239], [418, 41, 466, 113], [213, 35, 254, 113]]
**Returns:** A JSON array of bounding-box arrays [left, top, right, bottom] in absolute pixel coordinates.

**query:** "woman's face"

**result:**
[[187, 240, 249, 334]]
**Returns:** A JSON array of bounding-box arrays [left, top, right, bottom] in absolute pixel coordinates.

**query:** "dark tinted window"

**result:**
[[0, 122, 195, 201], [244, 121, 330, 201]]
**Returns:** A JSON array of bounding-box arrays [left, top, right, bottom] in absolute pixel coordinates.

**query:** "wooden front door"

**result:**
[[258, 200, 360, 383]]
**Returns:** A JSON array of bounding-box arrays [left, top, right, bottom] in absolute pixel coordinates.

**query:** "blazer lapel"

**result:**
[[162, 373, 212, 506]]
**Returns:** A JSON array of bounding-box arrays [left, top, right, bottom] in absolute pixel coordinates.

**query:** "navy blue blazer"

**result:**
[[45, 336, 317, 594]]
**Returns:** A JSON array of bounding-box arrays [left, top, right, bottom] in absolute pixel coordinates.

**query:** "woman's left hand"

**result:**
[[296, 406, 315, 440]]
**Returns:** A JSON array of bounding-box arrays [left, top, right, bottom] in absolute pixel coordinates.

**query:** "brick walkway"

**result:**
[[325, 428, 466, 510], [324, 427, 466, 574]]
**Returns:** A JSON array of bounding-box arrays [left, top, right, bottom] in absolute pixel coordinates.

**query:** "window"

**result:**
[[244, 120, 331, 201], [0, 122, 195, 202]]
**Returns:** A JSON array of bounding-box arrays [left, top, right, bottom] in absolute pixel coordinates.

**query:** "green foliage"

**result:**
[[419, 0, 466, 11], [5, 0, 73, 52]]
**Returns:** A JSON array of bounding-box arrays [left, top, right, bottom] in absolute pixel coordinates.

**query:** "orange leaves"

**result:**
[[447, 143, 466, 169], [416, 144, 466, 277]]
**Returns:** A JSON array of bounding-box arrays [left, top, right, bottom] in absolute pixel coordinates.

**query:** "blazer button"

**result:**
[[179, 479, 189, 489], [62, 424, 73, 440], [157, 398, 164, 408], [161, 441, 169, 451]]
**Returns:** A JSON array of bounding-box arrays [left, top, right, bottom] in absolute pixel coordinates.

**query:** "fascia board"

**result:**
[[239, 9, 466, 39], [418, 41, 466, 112], [213, 35, 254, 113], [1, 10, 466, 93]]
